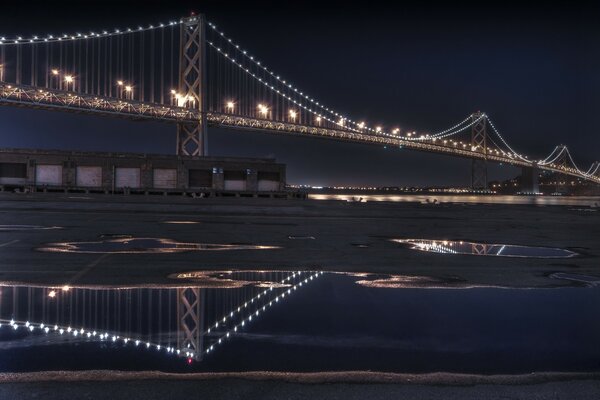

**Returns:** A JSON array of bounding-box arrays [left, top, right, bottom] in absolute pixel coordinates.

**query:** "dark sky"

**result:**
[[0, 1, 598, 186]]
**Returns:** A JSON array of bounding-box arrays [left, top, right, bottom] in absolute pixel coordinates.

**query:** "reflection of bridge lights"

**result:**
[[225, 101, 235, 112], [289, 109, 297, 122]]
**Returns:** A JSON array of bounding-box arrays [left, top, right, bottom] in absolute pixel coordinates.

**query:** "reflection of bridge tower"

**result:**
[[176, 14, 208, 156], [177, 287, 205, 361], [471, 243, 490, 255], [471, 112, 488, 190]]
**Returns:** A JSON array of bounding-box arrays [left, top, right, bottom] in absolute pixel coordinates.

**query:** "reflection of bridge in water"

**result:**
[[0, 271, 323, 361]]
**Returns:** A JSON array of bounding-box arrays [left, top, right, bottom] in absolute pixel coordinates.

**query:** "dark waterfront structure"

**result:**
[[0, 148, 291, 197]]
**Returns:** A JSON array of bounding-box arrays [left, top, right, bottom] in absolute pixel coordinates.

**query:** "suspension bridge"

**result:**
[[0, 14, 598, 189]]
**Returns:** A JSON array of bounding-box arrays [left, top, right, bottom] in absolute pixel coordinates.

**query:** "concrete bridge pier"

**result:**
[[521, 165, 539, 193]]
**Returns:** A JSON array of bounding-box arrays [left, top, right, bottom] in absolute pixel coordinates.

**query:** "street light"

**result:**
[[258, 104, 269, 118], [125, 85, 133, 99], [289, 109, 297, 122], [64, 75, 74, 91], [117, 80, 124, 98], [49, 68, 60, 89], [375, 126, 382, 133], [225, 101, 235, 113], [315, 116, 322, 126]]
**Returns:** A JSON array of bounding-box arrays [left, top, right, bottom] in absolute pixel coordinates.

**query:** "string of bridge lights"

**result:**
[[204, 271, 324, 356], [538, 145, 564, 166], [0, 271, 324, 363], [208, 39, 504, 146], [206, 41, 353, 134], [207, 22, 489, 141], [484, 114, 530, 162], [564, 146, 588, 176], [207, 22, 362, 129], [534, 144, 596, 177], [0, 318, 198, 360], [205, 270, 309, 335], [0, 20, 183, 45]]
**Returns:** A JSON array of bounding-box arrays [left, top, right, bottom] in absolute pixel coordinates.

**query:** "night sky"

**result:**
[[0, 1, 598, 186]]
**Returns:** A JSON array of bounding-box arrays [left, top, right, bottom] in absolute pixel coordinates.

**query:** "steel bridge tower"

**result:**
[[176, 14, 208, 156], [555, 145, 568, 193], [471, 112, 488, 190], [177, 287, 205, 361]]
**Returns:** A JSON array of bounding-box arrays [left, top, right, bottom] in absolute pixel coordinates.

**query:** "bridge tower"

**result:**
[[177, 287, 205, 361], [176, 14, 208, 156], [471, 112, 488, 190], [471, 243, 490, 256], [555, 145, 568, 193]]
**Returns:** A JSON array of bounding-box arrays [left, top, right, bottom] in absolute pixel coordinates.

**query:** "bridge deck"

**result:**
[[0, 83, 596, 183]]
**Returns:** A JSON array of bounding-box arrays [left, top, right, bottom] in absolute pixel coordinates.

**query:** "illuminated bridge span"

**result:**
[[0, 271, 323, 362], [0, 15, 598, 187]]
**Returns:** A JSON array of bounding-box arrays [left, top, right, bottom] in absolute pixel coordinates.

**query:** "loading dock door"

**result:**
[[115, 167, 141, 188], [76, 166, 102, 187], [35, 165, 62, 186], [257, 171, 280, 191], [188, 169, 212, 188], [153, 168, 177, 189], [224, 171, 247, 191]]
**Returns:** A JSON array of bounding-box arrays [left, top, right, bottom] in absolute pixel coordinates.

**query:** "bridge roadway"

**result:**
[[1, 82, 597, 183]]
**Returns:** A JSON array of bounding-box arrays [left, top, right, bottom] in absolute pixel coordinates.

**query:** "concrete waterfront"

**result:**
[[0, 192, 598, 288]]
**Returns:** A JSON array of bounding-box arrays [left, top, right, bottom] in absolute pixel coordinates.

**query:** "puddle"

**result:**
[[392, 239, 577, 258], [36, 238, 279, 254], [550, 272, 600, 286], [353, 274, 464, 289], [98, 234, 133, 239], [0, 225, 62, 231], [162, 221, 201, 224], [169, 270, 308, 288], [0, 272, 598, 374]]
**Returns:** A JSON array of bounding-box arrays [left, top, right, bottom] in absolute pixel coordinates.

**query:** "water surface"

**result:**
[[0, 272, 598, 374]]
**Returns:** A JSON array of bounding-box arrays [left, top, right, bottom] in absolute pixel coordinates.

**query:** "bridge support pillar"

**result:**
[[471, 112, 488, 190], [176, 14, 208, 157], [177, 287, 204, 361], [521, 165, 539, 193]]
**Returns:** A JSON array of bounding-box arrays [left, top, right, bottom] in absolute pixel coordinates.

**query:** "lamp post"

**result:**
[[64, 75, 74, 91], [50, 69, 60, 89], [289, 109, 297, 123], [117, 80, 124, 98]]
